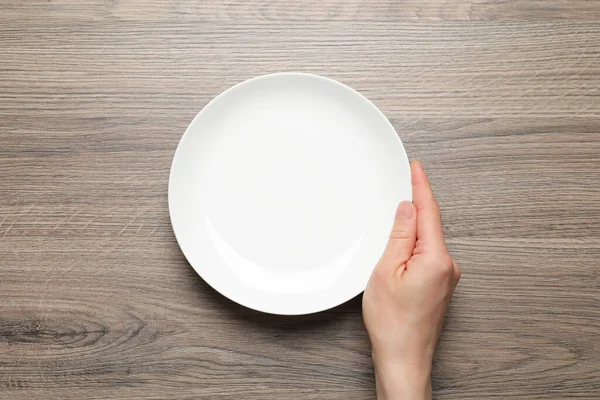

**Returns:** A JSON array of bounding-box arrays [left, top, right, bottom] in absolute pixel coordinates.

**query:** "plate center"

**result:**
[[202, 93, 366, 273]]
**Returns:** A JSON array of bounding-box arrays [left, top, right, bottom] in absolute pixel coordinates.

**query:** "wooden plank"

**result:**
[[2, 0, 600, 22], [1, 21, 599, 119]]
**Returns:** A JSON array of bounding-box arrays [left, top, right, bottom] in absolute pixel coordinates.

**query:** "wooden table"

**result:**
[[1, 1, 599, 399]]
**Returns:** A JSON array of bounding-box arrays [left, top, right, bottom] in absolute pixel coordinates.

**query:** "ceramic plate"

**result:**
[[169, 73, 411, 315]]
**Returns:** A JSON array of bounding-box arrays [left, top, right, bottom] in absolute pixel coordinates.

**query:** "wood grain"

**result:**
[[3, 0, 600, 22], [1, 1, 599, 399]]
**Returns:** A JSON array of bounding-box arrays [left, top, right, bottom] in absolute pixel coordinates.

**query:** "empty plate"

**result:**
[[169, 73, 411, 315]]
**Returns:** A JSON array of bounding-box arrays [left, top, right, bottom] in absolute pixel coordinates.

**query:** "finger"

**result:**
[[411, 160, 446, 249], [378, 201, 417, 270]]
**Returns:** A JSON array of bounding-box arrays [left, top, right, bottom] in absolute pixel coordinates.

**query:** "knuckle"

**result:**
[[454, 261, 462, 282], [389, 228, 412, 241], [429, 202, 442, 217], [431, 253, 454, 277], [440, 261, 454, 277]]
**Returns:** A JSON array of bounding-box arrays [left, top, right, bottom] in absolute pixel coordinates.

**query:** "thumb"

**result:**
[[379, 201, 417, 270]]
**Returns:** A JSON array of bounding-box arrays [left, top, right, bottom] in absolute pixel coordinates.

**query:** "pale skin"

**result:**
[[363, 161, 461, 400]]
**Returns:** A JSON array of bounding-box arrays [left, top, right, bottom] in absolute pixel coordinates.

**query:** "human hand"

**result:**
[[362, 161, 461, 400]]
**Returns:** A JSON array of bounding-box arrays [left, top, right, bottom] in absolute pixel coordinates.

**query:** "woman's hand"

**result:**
[[363, 161, 461, 400]]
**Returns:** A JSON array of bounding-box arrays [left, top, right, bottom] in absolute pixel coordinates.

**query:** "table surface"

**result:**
[[1, 1, 599, 399]]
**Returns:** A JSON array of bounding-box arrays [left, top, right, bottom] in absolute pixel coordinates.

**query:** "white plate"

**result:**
[[169, 73, 411, 315]]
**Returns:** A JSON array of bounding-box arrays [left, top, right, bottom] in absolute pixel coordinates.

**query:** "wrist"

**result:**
[[373, 354, 432, 400]]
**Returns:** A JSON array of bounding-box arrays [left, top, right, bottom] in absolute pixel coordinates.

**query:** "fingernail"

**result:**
[[395, 201, 414, 220], [412, 160, 423, 171]]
